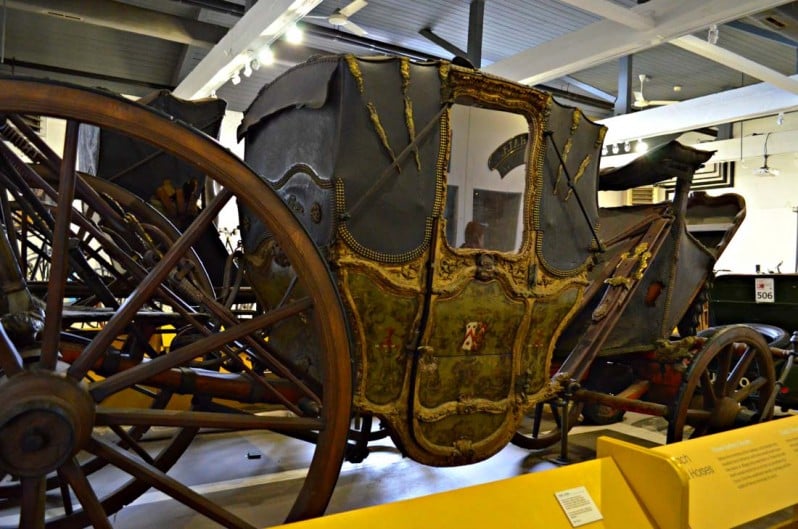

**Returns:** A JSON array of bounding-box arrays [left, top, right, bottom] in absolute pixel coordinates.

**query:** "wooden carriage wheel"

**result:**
[[0, 173, 218, 506], [667, 325, 775, 443], [0, 78, 352, 528]]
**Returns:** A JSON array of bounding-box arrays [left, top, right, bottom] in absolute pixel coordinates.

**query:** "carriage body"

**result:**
[[237, 55, 745, 465]]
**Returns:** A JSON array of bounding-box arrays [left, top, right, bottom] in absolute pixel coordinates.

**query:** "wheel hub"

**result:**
[[709, 396, 742, 430], [0, 372, 95, 477]]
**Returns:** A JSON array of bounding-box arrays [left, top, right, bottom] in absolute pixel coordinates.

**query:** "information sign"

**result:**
[[755, 277, 775, 303]]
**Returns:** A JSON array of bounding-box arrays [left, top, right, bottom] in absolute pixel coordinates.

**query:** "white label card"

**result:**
[[554, 486, 603, 527], [755, 277, 775, 304]]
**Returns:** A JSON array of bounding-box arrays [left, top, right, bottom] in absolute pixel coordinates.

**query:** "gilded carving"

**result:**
[[604, 242, 652, 289]]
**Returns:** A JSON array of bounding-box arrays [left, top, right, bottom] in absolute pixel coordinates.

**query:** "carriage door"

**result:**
[[410, 101, 536, 462]]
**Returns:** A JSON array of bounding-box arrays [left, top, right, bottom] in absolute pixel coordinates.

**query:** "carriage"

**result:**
[[0, 54, 784, 528]]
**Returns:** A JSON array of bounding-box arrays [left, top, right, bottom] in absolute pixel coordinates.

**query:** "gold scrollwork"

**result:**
[[604, 242, 652, 289]]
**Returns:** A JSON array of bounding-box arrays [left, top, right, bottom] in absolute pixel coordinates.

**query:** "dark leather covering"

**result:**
[[89, 90, 230, 285], [237, 57, 339, 139], [335, 56, 442, 259], [599, 140, 714, 191], [241, 70, 339, 250], [537, 102, 602, 275], [95, 90, 227, 200], [242, 55, 443, 260]]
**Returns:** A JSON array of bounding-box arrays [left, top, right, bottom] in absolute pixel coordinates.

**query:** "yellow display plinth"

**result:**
[[599, 414, 798, 529], [281, 457, 656, 528], [280, 415, 798, 529]]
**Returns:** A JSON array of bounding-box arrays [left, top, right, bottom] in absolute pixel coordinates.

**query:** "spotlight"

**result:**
[[243, 62, 253, 78], [250, 58, 261, 71], [231, 71, 242, 85], [285, 23, 303, 44], [257, 47, 274, 66], [608, 144, 615, 155], [635, 139, 648, 153], [623, 140, 631, 152]]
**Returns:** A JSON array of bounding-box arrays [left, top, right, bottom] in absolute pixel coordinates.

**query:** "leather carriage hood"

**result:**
[[598, 140, 714, 191], [237, 56, 340, 140], [239, 54, 445, 262]]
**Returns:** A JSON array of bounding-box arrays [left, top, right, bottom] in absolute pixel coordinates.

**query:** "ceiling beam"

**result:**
[[419, 28, 468, 61], [727, 19, 798, 48], [174, 0, 322, 100], [5, 0, 226, 48], [562, 75, 615, 102], [485, 0, 794, 86], [556, 0, 654, 31], [599, 75, 798, 144], [671, 35, 798, 94]]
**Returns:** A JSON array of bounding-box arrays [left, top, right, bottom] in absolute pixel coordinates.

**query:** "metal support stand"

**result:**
[[548, 383, 577, 466]]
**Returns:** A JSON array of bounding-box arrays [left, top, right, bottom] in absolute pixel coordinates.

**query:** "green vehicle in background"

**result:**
[[708, 273, 798, 410]]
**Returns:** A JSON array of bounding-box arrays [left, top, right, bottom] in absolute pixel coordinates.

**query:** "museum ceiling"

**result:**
[[2, 0, 798, 132]]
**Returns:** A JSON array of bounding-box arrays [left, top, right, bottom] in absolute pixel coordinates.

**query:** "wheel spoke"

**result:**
[[685, 408, 711, 427], [56, 470, 74, 515], [95, 407, 323, 431], [733, 376, 768, 402], [0, 323, 24, 376], [19, 477, 45, 529], [699, 370, 717, 405], [88, 297, 312, 401], [728, 347, 756, 389], [109, 424, 156, 465], [59, 458, 114, 529], [88, 436, 258, 529], [68, 188, 234, 380], [40, 120, 80, 370], [713, 346, 733, 397]]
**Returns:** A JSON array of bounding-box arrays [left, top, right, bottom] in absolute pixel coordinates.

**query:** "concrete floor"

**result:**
[[101, 413, 671, 528], [1, 412, 793, 528]]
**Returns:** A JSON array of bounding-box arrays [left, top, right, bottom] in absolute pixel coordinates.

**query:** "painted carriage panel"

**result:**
[[344, 270, 420, 406]]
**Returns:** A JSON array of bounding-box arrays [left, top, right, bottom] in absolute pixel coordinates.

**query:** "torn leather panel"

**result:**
[[536, 101, 604, 275], [237, 56, 339, 139]]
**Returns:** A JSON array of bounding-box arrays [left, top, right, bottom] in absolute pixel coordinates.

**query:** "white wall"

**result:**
[[709, 152, 798, 274], [599, 111, 798, 275]]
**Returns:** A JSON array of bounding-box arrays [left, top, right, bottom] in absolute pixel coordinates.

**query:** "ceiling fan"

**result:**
[[307, 0, 369, 37], [632, 74, 679, 109]]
